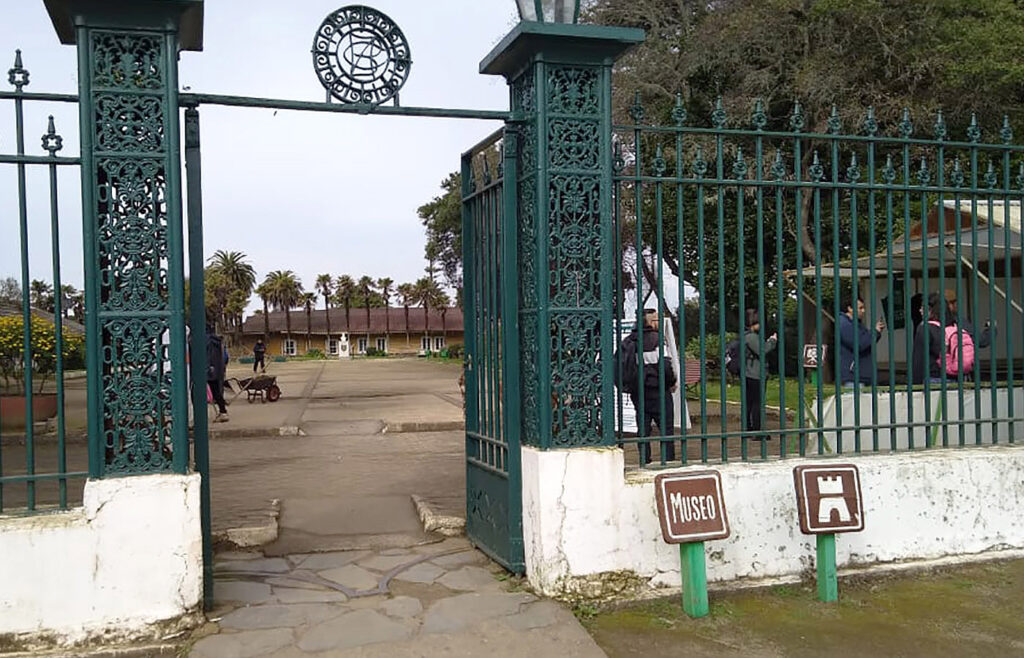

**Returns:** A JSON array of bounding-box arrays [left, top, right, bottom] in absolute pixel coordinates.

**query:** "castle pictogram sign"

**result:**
[[793, 464, 864, 534]]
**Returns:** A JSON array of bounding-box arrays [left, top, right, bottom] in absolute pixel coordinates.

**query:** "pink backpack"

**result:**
[[930, 321, 975, 376]]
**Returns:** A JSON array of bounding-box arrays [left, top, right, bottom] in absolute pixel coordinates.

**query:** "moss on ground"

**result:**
[[584, 559, 1024, 657]]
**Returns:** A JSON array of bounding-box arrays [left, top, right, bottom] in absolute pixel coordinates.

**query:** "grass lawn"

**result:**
[[691, 377, 823, 415], [583, 559, 1024, 657]]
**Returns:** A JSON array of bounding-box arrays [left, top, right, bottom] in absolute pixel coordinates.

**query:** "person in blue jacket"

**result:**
[[838, 294, 884, 388]]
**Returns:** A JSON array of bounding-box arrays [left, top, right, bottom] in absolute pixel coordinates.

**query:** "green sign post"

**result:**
[[654, 471, 731, 618], [793, 464, 864, 602]]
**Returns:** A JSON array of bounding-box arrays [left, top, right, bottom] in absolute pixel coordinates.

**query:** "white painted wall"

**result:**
[[0, 473, 203, 643], [521, 444, 1024, 596]]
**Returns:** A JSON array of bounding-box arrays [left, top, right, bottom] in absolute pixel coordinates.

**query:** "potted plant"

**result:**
[[0, 315, 84, 429]]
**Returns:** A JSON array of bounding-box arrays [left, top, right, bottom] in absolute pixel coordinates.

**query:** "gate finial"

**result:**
[[8, 49, 29, 91]]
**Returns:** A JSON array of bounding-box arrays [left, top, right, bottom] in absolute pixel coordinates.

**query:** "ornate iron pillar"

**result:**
[[482, 23, 643, 449], [45, 0, 204, 476]]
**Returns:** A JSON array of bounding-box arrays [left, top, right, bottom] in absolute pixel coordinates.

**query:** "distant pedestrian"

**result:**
[[743, 310, 777, 441], [838, 294, 884, 388], [614, 309, 677, 466], [912, 293, 947, 385], [253, 338, 266, 374], [207, 328, 229, 422], [945, 289, 994, 349]]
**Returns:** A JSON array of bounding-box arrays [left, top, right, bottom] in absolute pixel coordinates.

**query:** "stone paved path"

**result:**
[[189, 537, 605, 657]]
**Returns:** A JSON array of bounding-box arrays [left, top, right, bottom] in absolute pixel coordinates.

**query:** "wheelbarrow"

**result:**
[[227, 374, 281, 403]]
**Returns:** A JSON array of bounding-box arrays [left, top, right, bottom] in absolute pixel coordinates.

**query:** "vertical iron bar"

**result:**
[[696, 151, 708, 462], [794, 138, 806, 456], [937, 142, 949, 448], [986, 160, 998, 443], [675, 118, 687, 464], [754, 134, 766, 460], [813, 162, 825, 454], [633, 121, 645, 463], [736, 148, 748, 462], [920, 155, 932, 449], [884, 155, 897, 451], [655, 147, 667, 466], [970, 142, 982, 445], [47, 122, 68, 508], [903, 141, 915, 449], [850, 152, 862, 454], [831, 134, 844, 455], [774, 150, 787, 458], [953, 161, 965, 446], [716, 133, 727, 462], [184, 106, 212, 611], [614, 152, 624, 442], [1007, 142, 1017, 442], [867, 144, 881, 453], [15, 79, 35, 509]]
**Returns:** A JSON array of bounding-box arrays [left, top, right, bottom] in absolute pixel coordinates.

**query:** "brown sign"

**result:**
[[654, 471, 730, 543], [803, 344, 827, 369], [793, 464, 864, 534]]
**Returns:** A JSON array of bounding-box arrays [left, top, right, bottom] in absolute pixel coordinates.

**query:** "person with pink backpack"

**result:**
[[912, 292, 975, 384]]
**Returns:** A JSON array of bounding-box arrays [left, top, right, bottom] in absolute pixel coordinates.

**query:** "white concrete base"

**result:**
[[0, 473, 203, 646], [521, 444, 1024, 599]]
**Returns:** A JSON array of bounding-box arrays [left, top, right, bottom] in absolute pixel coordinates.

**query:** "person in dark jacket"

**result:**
[[912, 292, 948, 385], [615, 309, 677, 466], [945, 289, 994, 349], [838, 295, 884, 388], [743, 310, 777, 441], [253, 338, 267, 373], [206, 328, 229, 422]]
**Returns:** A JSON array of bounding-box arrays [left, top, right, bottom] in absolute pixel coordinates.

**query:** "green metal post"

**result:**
[[481, 22, 644, 450], [184, 106, 213, 611], [54, 0, 203, 476], [680, 541, 709, 618], [816, 533, 838, 602]]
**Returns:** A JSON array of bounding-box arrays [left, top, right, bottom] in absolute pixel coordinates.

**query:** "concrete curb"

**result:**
[[214, 498, 280, 548], [0, 644, 180, 657], [384, 420, 464, 434], [411, 494, 465, 537]]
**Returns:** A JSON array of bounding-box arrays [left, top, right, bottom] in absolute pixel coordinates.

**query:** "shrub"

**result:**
[[0, 315, 85, 394], [684, 331, 736, 363], [364, 347, 386, 357], [304, 348, 326, 360]]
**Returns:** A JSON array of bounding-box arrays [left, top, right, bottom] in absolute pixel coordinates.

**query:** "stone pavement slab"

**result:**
[[297, 609, 414, 652], [190, 628, 294, 658], [420, 592, 536, 634], [219, 604, 343, 630], [392, 562, 445, 584], [318, 565, 379, 591]]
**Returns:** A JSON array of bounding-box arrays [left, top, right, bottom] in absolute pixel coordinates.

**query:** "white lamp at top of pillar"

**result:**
[[515, 0, 582, 24]]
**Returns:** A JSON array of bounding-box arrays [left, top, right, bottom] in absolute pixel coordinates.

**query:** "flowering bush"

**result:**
[[0, 315, 85, 394]]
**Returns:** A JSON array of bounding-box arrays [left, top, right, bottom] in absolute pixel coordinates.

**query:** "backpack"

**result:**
[[614, 337, 639, 392], [724, 338, 742, 377], [930, 321, 975, 376]]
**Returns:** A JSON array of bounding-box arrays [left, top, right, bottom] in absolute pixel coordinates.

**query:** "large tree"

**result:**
[[334, 275, 356, 335], [418, 173, 463, 293], [301, 291, 317, 352], [264, 270, 302, 352], [315, 274, 334, 343], [358, 276, 377, 346], [378, 277, 394, 350], [206, 250, 256, 344], [396, 282, 415, 343]]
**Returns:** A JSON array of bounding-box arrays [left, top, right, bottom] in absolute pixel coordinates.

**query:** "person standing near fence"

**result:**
[[207, 327, 229, 422], [912, 292, 948, 385], [615, 309, 677, 466], [945, 289, 995, 350], [838, 295, 884, 389], [744, 309, 777, 441]]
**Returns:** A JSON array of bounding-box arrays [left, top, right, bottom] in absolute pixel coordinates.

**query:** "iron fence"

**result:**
[[0, 50, 87, 513], [613, 96, 1024, 466]]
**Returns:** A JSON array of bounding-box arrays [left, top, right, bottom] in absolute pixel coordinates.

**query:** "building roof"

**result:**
[[242, 306, 463, 336], [0, 306, 85, 334]]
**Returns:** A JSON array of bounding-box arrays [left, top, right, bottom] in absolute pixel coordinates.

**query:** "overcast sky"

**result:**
[[1, 1, 519, 310]]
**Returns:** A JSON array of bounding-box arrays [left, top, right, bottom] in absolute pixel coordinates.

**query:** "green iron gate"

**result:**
[[461, 127, 524, 573]]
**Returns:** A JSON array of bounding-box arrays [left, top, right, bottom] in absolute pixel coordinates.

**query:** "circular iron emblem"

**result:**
[[312, 5, 412, 106]]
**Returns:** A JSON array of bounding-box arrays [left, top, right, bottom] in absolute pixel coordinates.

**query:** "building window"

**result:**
[[376, 337, 387, 352], [283, 339, 297, 356], [421, 335, 431, 352], [433, 336, 446, 352], [357, 337, 368, 354], [327, 338, 338, 355]]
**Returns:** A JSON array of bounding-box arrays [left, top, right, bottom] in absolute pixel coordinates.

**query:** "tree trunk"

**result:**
[[384, 303, 390, 352], [306, 306, 312, 352], [324, 298, 331, 348], [285, 307, 292, 355], [404, 305, 410, 343], [262, 299, 270, 340]]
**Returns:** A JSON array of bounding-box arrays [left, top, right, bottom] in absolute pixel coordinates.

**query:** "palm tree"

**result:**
[[378, 277, 394, 351], [301, 291, 317, 352], [264, 270, 302, 354], [30, 279, 53, 311], [315, 273, 334, 348], [207, 250, 256, 345], [256, 282, 272, 340], [413, 277, 434, 351], [397, 282, 414, 345], [335, 275, 356, 336], [358, 275, 376, 351]]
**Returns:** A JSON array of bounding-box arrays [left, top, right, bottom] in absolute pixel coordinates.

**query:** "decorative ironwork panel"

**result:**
[[550, 312, 602, 445], [91, 32, 164, 91], [80, 28, 187, 476], [547, 67, 599, 116], [312, 5, 412, 106]]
